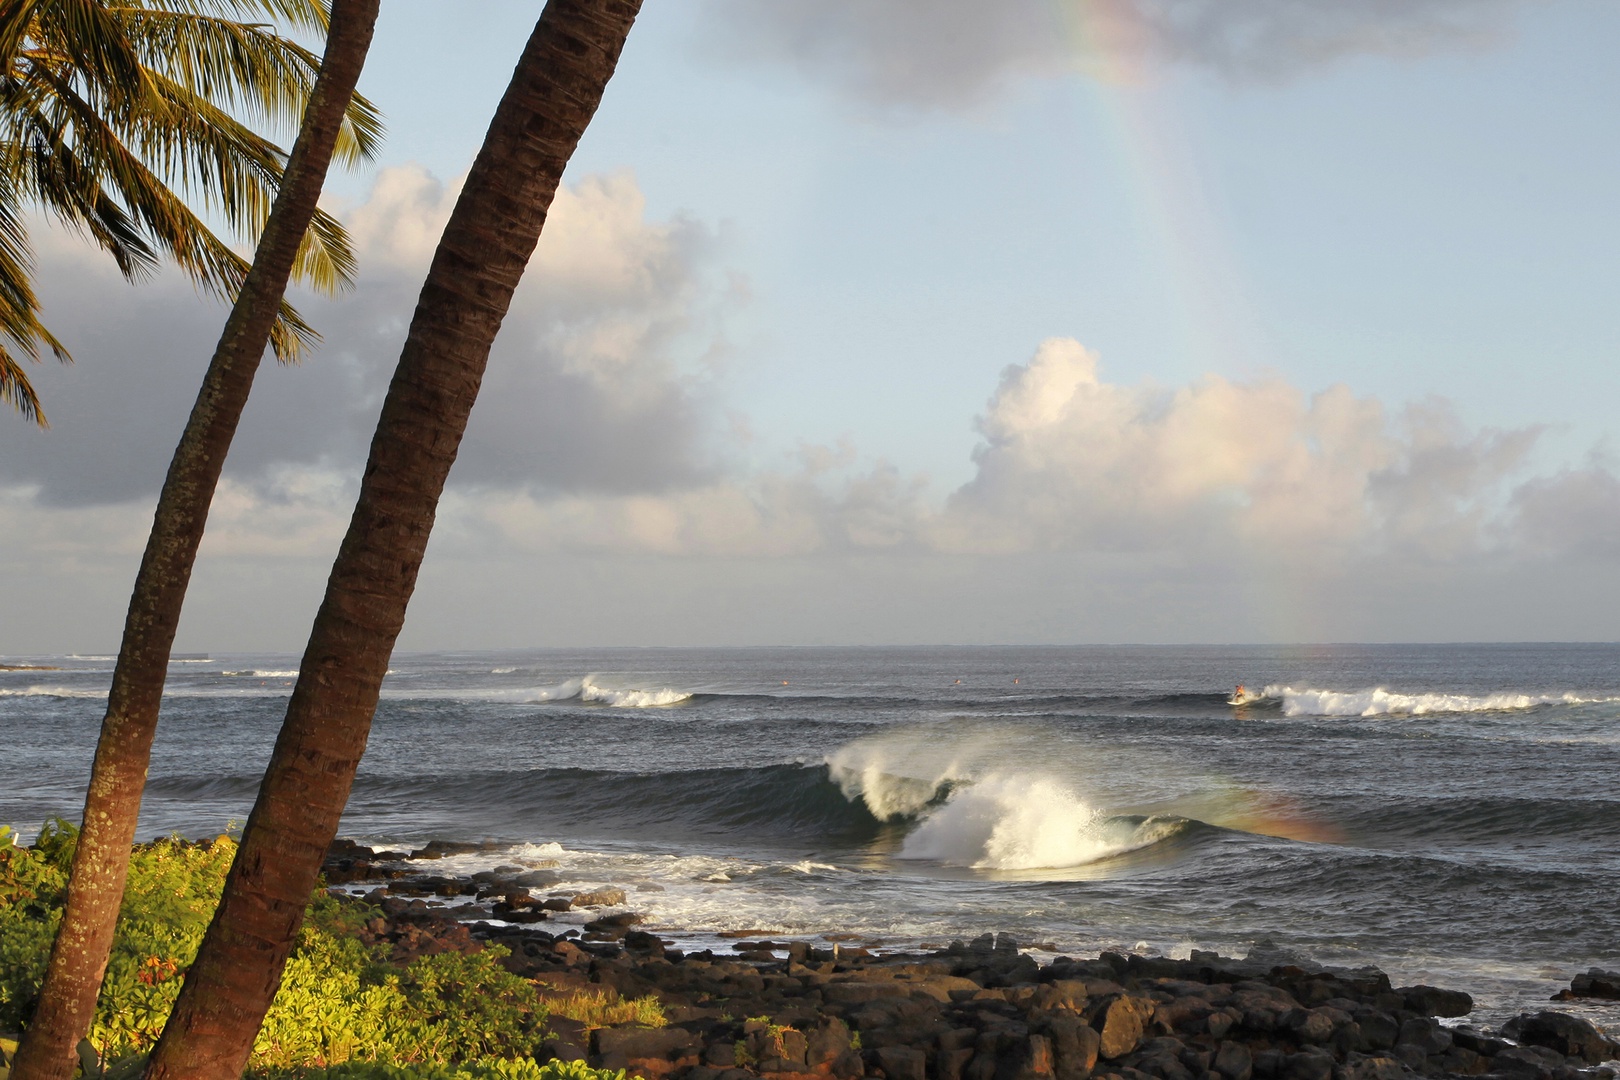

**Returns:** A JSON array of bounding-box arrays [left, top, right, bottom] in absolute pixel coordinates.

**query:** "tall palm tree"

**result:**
[[0, 0, 383, 423], [5, 3, 381, 1079], [144, 2, 644, 1076]]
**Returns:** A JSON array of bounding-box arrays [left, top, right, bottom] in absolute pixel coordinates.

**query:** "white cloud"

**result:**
[[935, 338, 1541, 561], [426, 337, 1607, 581], [0, 166, 734, 503], [700, 0, 1534, 109]]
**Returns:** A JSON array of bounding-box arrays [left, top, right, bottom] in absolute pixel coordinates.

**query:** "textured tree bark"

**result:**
[[141, 3, 643, 1078], [6, 6, 380, 1080]]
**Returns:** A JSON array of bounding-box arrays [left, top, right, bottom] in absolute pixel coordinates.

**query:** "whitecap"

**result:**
[[579, 677, 691, 708], [898, 773, 1167, 870], [0, 686, 108, 699], [1266, 684, 1620, 717]]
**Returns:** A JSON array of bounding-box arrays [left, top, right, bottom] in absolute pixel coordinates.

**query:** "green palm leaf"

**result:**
[[0, 0, 383, 423]]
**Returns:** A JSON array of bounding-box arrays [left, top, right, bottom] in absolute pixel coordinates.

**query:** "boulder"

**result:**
[[591, 1024, 697, 1065], [873, 1045, 927, 1080], [1094, 995, 1158, 1060], [1503, 1012, 1620, 1066], [1396, 1016, 1453, 1057], [512, 869, 562, 889], [1213, 1040, 1252, 1080], [572, 887, 628, 907], [1564, 970, 1620, 1002], [409, 840, 498, 860], [1399, 984, 1473, 1018], [1333, 1053, 1404, 1080]]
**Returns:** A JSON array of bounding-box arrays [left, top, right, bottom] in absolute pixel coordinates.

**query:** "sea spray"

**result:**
[[1267, 685, 1620, 717], [579, 678, 692, 708], [899, 774, 1127, 869], [824, 736, 978, 820]]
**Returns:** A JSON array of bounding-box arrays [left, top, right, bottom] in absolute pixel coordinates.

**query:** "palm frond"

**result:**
[[0, 182, 68, 425], [0, 0, 386, 417]]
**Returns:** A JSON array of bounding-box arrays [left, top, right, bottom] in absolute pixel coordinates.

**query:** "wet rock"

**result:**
[[512, 869, 562, 889], [1400, 984, 1473, 1018], [1353, 1011, 1398, 1052], [584, 911, 644, 931], [1559, 970, 1620, 1002], [410, 839, 500, 860], [541, 896, 573, 912], [1493, 1043, 1568, 1078], [1397, 1016, 1454, 1057], [1503, 1012, 1620, 1066], [572, 887, 628, 907]]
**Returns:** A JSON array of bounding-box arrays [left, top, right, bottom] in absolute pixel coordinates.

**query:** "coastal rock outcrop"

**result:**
[[318, 844, 1620, 1080]]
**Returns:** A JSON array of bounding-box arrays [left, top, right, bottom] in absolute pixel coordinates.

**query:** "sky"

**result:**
[[5, 0, 1620, 651]]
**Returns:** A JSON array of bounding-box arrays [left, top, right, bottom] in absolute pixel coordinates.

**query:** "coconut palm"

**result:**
[[0, 0, 383, 423], [5, 3, 381, 1079], [143, 2, 644, 1076]]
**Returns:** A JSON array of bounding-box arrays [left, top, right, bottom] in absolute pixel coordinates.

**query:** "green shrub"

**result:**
[[538, 989, 665, 1030], [0, 824, 557, 1070], [267, 1060, 629, 1080]]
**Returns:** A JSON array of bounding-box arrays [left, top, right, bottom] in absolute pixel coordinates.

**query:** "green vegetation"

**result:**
[[282, 1062, 628, 1080], [0, 824, 655, 1076], [538, 990, 664, 1031]]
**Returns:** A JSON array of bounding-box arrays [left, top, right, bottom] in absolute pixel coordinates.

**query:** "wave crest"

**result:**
[[1267, 685, 1620, 717]]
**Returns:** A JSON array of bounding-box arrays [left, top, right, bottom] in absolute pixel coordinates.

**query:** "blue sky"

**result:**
[[4, 0, 1620, 649], [333, 0, 1620, 484]]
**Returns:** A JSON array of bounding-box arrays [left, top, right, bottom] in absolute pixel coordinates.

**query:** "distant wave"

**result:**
[[372, 674, 692, 708], [1266, 685, 1620, 717], [222, 669, 299, 678], [0, 685, 107, 699]]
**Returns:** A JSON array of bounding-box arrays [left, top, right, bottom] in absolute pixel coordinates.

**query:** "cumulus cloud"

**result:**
[[0, 165, 732, 506], [700, 0, 1533, 108], [446, 338, 1618, 577], [935, 338, 1542, 561]]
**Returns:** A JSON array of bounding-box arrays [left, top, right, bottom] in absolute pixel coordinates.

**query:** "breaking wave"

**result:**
[[1266, 685, 1620, 717], [0, 685, 107, 699], [826, 739, 1193, 870]]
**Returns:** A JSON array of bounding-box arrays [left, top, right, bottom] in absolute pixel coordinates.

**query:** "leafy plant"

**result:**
[[253, 1060, 629, 1080], [0, 824, 562, 1069], [539, 989, 666, 1031]]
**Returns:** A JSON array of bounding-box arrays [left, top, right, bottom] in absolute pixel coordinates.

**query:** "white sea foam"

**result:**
[[579, 677, 692, 708], [898, 774, 1179, 870], [825, 737, 977, 820], [0, 685, 108, 699], [222, 669, 299, 678], [529, 678, 585, 702], [1267, 685, 1620, 717], [491, 667, 519, 674]]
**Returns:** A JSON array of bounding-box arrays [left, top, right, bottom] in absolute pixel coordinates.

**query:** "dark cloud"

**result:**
[[698, 0, 1533, 109], [0, 168, 733, 507]]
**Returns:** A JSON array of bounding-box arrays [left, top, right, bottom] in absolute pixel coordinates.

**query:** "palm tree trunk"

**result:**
[[6, 6, 380, 1080], [141, 3, 642, 1077]]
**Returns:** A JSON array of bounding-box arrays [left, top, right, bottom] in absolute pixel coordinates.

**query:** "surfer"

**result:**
[[1234, 684, 1246, 700]]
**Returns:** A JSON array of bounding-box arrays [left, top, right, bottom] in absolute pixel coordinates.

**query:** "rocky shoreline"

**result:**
[[322, 840, 1620, 1080]]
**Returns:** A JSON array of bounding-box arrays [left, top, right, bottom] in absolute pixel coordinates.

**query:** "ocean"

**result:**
[[3, 643, 1618, 1028]]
